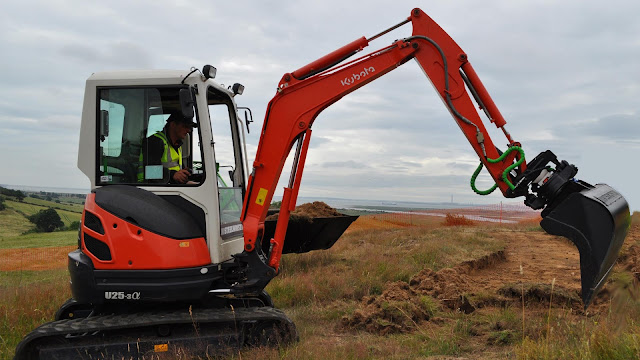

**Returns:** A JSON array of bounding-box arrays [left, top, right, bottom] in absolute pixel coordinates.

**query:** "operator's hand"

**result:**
[[172, 169, 191, 184]]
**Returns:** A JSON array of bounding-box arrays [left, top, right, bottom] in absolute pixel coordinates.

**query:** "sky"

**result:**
[[1, 0, 639, 210]]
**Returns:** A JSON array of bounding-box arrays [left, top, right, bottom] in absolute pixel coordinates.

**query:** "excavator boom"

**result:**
[[239, 8, 630, 308]]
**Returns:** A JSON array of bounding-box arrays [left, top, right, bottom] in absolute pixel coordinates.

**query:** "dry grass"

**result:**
[[0, 246, 75, 271], [3, 214, 640, 359], [0, 269, 70, 359]]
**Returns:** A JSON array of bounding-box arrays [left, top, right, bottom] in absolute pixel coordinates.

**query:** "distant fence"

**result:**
[[367, 202, 540, 225], [1, 245, 75, 272], [1, 203, 540, 272]]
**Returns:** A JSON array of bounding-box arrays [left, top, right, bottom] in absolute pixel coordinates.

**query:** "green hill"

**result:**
[[0, 207, 34, 238], [0, 197, 81, 249], [22, 196, 83, 213]]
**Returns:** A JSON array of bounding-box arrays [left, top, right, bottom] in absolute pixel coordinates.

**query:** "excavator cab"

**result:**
[[75, 69, 263, 268]]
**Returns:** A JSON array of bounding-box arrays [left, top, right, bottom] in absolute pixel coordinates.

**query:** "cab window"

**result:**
[[208, 87, 245, 236], [96, 87, 205, 186]]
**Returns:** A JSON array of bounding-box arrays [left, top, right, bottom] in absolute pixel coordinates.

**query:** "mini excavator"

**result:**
[[15, 8, 630, 359]]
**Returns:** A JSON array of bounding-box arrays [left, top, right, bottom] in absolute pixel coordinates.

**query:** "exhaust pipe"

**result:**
[[513, 151, 631, 308]]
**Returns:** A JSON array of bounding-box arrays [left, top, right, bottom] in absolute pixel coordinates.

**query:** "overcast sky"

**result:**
[[1, 0, 638, 210]]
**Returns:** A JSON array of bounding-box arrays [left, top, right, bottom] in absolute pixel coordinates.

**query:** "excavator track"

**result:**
[[14, 306, 297, 359]]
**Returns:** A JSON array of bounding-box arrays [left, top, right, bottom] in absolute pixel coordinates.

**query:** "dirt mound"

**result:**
[[340, 281, 434, 335], [342, 265, 476, 335], [266, 201, 343, 221], [342, 249, 511, 335], [409, 268, 471, 301], [456, 250, 506, 273]]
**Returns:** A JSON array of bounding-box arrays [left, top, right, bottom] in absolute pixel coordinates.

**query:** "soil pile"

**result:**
[[409, 268, 471, 305], [340, 281, 434, 335], [266, 201, 343, 222], [341, 266, 475, 335]]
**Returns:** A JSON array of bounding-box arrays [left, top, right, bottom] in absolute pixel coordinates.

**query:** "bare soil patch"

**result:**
[[619, 244, 640, 281], [465, 231, 583, 307], [617, 224, 640, 281], [341, 250, 507, 334], [342, 225, 640, 335]]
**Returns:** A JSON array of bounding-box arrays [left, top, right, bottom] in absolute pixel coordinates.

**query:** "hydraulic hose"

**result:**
[[404, 35, 486, 156], [402, 35, 525, 195], [471, 146, 525, 195]]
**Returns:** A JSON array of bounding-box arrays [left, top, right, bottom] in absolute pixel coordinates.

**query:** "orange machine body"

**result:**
[[81, 193, 211, 270]]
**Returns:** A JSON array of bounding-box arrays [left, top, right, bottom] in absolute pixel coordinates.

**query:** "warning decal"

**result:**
[[255, 188, 268, 206]]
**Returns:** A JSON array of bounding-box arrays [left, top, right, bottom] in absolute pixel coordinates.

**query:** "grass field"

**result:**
[[0, 208, 34, 238], [1, 212, 639, 359], [0, 197, 82, 254], [21, 197, 83, 213], [0, 230, 77, 249], [0, 269, 70, 358], [3, 200, 82, 228]]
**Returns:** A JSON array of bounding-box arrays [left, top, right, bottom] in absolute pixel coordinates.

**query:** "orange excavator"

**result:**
[[15, 8, 630, 359]]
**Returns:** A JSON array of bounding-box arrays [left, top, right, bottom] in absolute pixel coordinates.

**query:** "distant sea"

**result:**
[[286, 196, 521, 212], [1, 184, 520, 211], [1, 184, 89, 195]]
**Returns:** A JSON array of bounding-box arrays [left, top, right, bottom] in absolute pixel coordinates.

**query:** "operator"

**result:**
[[137, 111, 197, 184]]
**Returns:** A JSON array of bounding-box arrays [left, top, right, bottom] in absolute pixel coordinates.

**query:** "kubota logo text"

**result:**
[[341, 66, 376, 86]]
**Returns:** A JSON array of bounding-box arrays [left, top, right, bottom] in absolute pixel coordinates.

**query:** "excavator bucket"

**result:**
[[263, 215, 359, 254], [540, 184, 630, 308]]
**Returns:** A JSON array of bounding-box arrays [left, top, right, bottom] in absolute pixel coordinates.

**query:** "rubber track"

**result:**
[[15, 306, 295, 359]]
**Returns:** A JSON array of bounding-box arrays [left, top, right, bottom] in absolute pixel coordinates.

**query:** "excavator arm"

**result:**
[[238, 8, 630, 308]]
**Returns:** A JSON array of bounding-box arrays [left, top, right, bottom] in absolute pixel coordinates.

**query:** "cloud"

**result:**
[[60, 41, 153, 68], [320, 160, 369, 169], [0, 0, 639, 209], [576, 113, 640, 143]]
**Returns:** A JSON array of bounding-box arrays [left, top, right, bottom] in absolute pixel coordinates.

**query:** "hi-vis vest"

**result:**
[[137, 132, 182, 182]]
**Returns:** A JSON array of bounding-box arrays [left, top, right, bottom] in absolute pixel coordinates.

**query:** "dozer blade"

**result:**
[[540, 183, 630, 308]]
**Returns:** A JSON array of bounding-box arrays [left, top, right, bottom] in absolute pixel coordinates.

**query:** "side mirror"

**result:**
[[238, 107, 253, 134], [179, 88, 195, 119]]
